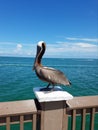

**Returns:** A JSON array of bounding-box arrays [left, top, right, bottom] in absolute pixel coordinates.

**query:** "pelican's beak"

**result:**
[[32, 65, 35, 70], [32, 59, 36, 71], [32, 52, 37, 71], [33, 45, 41, 71]]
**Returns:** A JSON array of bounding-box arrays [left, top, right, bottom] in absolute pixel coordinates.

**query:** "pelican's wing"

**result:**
[[40, 67, 71, 86]]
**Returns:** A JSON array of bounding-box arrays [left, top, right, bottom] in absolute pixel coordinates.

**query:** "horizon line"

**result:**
[[0, 55, 98, 59]]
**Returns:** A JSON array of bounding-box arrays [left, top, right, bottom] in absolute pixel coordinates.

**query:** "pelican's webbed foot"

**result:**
[[40, 87, 53, 91], [40, 83, 53, 91]]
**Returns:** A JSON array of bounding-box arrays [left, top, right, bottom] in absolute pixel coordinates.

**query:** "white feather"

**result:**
[[37, 41, 45, 47]]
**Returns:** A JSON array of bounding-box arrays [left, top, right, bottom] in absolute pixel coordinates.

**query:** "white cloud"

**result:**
[[16, 44, 22, 51], [75, 42, 97, 48], [48, 36, 97, 58], [0, 42, 36, 57], [0, 40, 98, 58], [14, 44, 23, 54], [45, 41, 98, 58], [66, 37, 98, 42]]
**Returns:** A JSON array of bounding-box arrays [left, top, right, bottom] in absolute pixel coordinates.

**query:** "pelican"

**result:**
[[33, 41, 71, 90]]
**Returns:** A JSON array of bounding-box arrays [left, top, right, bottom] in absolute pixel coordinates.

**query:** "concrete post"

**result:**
[[33, 86, 73, 130]]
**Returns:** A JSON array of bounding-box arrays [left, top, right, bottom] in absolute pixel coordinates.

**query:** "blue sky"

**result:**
[[0, 0, 98, 58]]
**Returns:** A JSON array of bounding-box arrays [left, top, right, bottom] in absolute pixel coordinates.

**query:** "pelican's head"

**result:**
[[33, 41, 46, 70], [36, 41, 46, 55], [37, 41, 45, 47]]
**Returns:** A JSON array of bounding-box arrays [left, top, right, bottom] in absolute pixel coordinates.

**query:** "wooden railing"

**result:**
[[0, 96, 98, 130], [0, 100, 41, 130], [65, 96, 98, 130]]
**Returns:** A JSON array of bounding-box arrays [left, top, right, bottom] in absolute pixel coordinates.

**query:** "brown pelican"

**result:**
[[33, 41, 71, 90]]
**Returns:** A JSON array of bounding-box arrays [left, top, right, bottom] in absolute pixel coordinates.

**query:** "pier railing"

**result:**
[[0, 96, 98, 130], [65, 96, 98, 130], [0, 100, 41, 130]]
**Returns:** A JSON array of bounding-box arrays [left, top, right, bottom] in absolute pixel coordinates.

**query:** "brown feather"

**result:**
[[35, 66, 71, 86]]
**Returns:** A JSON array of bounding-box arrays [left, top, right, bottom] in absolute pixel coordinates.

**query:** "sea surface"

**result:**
[[0, 56, 98, 129]]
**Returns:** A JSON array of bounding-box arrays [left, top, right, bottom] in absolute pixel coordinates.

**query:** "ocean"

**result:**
[[0, 56, 98, 129]]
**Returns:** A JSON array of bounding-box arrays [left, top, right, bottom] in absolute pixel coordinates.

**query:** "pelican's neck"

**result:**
[[36, 43, 46, 66]]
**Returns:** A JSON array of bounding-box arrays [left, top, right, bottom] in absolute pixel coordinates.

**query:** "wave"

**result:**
[[46, 64, 98, 68], [0, 64, 32, 67], [0, 64, 98, 68]]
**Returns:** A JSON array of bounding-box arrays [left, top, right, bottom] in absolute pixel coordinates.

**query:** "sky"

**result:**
[[0, 0, 98, 58]]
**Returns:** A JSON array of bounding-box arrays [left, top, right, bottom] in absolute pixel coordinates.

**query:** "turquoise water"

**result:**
[[0, 57, 98, 129], [0, 57, 98, 102]]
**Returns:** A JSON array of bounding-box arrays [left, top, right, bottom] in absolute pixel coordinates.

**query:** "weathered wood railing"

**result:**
[[0, 100, 41, 130], [0, 96, 98, 130], [65, 96, 98, 130]]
